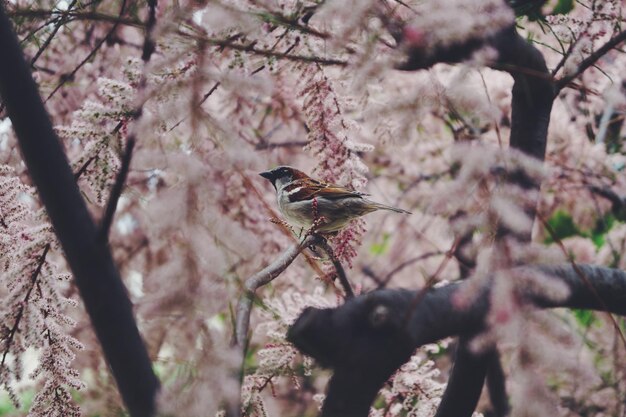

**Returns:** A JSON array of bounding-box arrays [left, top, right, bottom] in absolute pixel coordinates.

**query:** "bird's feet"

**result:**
[[303, 216, 329, 239]]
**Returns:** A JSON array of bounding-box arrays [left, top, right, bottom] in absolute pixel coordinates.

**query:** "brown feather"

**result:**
[[285, 178, 363, 202]]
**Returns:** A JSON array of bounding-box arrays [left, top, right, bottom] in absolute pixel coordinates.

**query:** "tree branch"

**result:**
[[179, 32, 348, 66], [485, 352, 510, 417], [555, 28, 626, 93], [6, 8, 144, 27], [233, 233, 319, 348], [395, 24, 555, 416], [98, 135, 135, 242], [28, 0, 79, 68], [314, 238, 355, 299], [44, 0, 127, 102], [288, 264, 626, 417], [0, 244, 49, 369], [434, 338, 492, 417], [0, 6, 158, 417], [141, 0, 157, 62]]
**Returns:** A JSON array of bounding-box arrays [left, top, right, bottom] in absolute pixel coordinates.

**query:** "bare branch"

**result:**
[[485, 353, 510, 417], [314, 238, 355, 299], [588, 185, 626, 217], [233, 233, 319, 348]]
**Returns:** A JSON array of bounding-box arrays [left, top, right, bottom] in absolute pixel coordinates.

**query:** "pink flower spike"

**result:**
[[402, 27, 427, 48]]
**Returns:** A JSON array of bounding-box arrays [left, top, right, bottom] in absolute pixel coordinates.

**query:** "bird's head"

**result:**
[[259, 166, 308, 190]]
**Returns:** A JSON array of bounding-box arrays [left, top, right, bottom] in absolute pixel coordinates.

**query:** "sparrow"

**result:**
[[260, 166, 410, 233]]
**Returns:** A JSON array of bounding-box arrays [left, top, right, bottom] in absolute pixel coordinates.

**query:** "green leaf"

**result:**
[[591, 213, 616, 248], [573, 309, 596, 328], [551, 0, 574, 15], [369, 233, 390, 256], [544, 210, 581, 243]]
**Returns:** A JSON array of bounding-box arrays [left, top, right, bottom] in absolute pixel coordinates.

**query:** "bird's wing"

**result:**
[[286, 178, 364, 202]]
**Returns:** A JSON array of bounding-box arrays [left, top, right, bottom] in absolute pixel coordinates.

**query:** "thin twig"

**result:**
[[314, 238, 355, 299], [377, 251, 444, 288], [8, 8, 142, 26], [402, 236, 462, 325], [255, 140, 309, 150], [29, 0, 79, 68], [538, 212, 626, 349], [44, 0, 128, 102], [179, 32, 348, 66], [167, 81, 220, 132]]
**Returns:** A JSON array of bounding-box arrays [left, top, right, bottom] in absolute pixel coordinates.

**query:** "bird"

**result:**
[[260, 166, 410, 233]]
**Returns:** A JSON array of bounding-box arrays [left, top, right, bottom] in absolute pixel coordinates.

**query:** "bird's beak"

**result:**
[[259, 171, 273, 181]]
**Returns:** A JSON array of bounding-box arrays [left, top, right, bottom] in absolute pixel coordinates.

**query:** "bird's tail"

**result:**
[[369, 201, 412, 215]]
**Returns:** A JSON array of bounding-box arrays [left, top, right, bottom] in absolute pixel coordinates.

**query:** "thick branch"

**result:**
[[396, 24, 554, 416], [141, 0, 157, 61], [493, 28, 554, 162], [0, 7, 158, 417], [450, 28, 553, 415], [485, 352, 510, 417], [288, 264, 626, 416], [396, 26, 513, 71], [434, 339, 492, 417], [400, 25, 553, 161]]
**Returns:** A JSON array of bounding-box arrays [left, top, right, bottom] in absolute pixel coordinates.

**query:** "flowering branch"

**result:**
[[0, 244, 50, 369], [0, 5, 158, 417], [555, 28, 626, 93], [44, 0, 128, 102], [390, 17, 556, 416], [179, 32, 348, 66], [288, 264, 626, 417], [6, 8, 143, 27]]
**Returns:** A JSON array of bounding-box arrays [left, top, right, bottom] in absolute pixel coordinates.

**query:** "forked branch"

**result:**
[[233, 233, 319, 348], [288, 264, 626, 417]]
